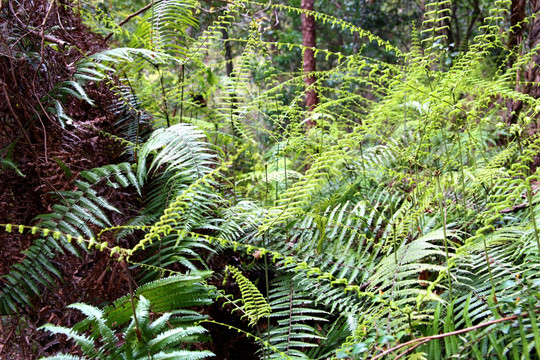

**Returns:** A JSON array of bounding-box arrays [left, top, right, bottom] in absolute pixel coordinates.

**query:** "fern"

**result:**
[[224, 265, 271, 327], [6, 0, 540, 357], [128, 123, 224, 279], [0, 163, 141, 314], [40, 295, 214, 360], [262, 272, 329, 359], [96, 272, 215, 329]]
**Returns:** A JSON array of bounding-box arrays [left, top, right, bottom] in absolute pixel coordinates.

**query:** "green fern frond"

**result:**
[[102, 272, 214, 329], [39, 324, 100, 359], [80, 162, 141, 194], [262, 273, 329, 359], [137, 123, 216, 184], [225, 265, 271, 326], [135, 0, 197, 55], [259, 144, 350, 234], [0, 171, 123, 314], [40, 294, 214, 360]]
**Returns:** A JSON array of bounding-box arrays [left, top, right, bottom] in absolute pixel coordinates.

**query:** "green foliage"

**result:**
[[40, 295, 214, 360], [6, 0, 540, 358], [263, 272, 329, 359], [0, 163, 140, 314], [96, 272, 215, 329], [224, 265, 271, 327], [0, 142, 24, 177]]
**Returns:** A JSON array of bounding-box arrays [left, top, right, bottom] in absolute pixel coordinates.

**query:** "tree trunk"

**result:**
[[526, 0, 540, 99], [508, 0, 526, 50], [301, 0, 318, 126], [221, 28, 234, 78], [462, 0, 481, 51], [221, 28, 240, 137], [506, 0, 539, 124]]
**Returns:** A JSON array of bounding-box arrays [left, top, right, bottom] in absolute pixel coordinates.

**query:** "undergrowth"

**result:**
[[2, 0, 540, 359]]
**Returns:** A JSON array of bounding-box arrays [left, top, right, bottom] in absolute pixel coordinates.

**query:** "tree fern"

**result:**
[[129, 123, 224, 280]]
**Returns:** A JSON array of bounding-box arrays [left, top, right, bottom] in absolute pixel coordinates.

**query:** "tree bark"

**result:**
[[526, 0, 540, 99], [221, 28, 234, 78], [221, 28, 240, 137], [506, 0, 540, 124], [508, 0, 526, 50], [301, 0, 318, 126]]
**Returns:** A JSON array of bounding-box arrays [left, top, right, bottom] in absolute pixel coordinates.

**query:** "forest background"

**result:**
[[2, 0, 540, 359]]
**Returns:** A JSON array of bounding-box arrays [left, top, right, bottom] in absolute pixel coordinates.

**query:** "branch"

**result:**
[[372, 309, 539, 360], [104, 1, 157, 42], [500, 200, 540, 213], [103, 0, 234, 42], [8, 1, 69, 47]]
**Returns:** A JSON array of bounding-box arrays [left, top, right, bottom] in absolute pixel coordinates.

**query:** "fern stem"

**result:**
[[403, 84, 407, 146], [529, 298, 540, 359], [264, 164, 271, 359], [122, 71, 140, 159], [436, 172, 453, 300], [276, 144, 279, 203], [517, 314, 530, 360], [179, 63, 185, 123], [158, 66, 170, 127], [284, 141, 288, 191], [393, 222, 398, 266], [526, 182, 540, 254], [286, 279, 294, 355], [359, 139, 367, 190], [264, 249, 270, 360], [483, 234, 496, 292], [265, 163, 269, 207], [122, 259, 142, 341]]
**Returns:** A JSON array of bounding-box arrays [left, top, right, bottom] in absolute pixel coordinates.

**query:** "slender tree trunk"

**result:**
[[526, 0, 540, 99], [462, 0, 481, 51], [506, 0, 539, 124], [301, 0, 318, 127], [509, 0, 526, 50], [221, 28, 234, 78], [221, 28, 240, 137]]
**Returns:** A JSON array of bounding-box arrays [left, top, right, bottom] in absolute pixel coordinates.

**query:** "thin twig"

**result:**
[[8, 1, 69, 47], [35, 0, 56, 87], [0, 326, 15, 357], [104, 1, 158, 42], [372, 309, 540, 359], [1, 83, 39, 158], [392, 339, 430, 360], [121, 259, 142, 341]]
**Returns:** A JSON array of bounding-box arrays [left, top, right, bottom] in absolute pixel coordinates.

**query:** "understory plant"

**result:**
[[3, 0, 540, 359], [40, 295, 214, 360]]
